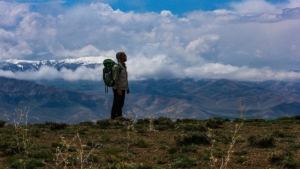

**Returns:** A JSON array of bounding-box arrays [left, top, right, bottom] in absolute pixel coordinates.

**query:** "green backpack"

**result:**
[[103, 59, 116, 93]]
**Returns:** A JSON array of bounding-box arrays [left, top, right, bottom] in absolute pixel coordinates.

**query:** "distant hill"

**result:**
[[1, 77, 300, 123]]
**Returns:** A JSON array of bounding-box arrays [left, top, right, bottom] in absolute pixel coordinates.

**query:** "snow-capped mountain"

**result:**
[[0, 57, 104, 72]]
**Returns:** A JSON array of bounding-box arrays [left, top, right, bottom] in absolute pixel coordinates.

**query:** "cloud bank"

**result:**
[[0, 0, 300, 82]]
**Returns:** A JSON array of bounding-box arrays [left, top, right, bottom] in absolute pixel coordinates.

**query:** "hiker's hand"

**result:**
[[127, 88, 130, 94], [118, 90, 122, 96]]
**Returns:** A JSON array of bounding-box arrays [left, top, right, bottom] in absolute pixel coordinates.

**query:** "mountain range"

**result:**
[[0, 76, 300, 124], [0, 59, 299, 123], [0, 58, 101, 72]]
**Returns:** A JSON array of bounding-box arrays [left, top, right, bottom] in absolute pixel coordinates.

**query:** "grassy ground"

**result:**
[[0, 116, 300, 169]]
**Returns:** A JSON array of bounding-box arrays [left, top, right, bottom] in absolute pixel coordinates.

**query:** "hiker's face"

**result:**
[[121, 54, 127, 62]]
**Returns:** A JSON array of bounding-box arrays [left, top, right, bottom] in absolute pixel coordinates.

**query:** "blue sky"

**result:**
[[27, 0, 291, 15], [0, 0, 300, 81]]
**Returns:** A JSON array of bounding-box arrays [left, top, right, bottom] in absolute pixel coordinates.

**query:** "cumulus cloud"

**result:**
[[0, 0, 300, 82], [0, 66, 102, 81]]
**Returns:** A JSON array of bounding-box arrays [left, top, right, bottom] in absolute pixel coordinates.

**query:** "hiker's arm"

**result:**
[[112, 65, 120, 89]]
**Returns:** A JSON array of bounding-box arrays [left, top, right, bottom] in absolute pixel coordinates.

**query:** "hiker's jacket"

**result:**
[[112, 62, 128, 90]]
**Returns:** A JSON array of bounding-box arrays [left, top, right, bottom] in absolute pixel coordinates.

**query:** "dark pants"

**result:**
[[111, 89, 125, 119]]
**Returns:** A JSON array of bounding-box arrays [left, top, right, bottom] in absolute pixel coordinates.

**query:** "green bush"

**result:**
[[182, 124, 208, 132], [130, 163, 154, 169], [136, 118, 151, 125], [269, 150, 298, 168], [10, 158, 45, 169], [96, 119, 111, 129], [45, 122, 68, 130], [248, 135, 275, 148], [79, 121, 94, 126], [272, 130, 289, 138], [180, 144, 199, 153], [176, 118, 199, 123], [170, 154, 197, 168], [168, 147, 179, 154], [205, 118, 224, 128], [175, 132, 211, 146], [135, 140, 148, 148], [153, 117, 175, 130], [0, 120, 6, 128]]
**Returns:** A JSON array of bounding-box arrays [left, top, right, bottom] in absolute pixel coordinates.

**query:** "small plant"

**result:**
[[233, 150, 248, 156], [235, 157, 249, 164], [168, 147, 179, 154], [268, 150, 298, 168], [272, 129, 289, 138], [180, 144, 199, 153], [176, 118, 199, 123], [153, 117, 175, 130], [46, 122, 68, 130], [10, 158, 45, 169], [248, 135, 275, 148], [79, 121, 94, 126], [135, 139, 149, 148], [96, 119, 111, 129], [182, 124, 208, 132], [130, 163, 154, 169], [170, 154, 198, 168], [205, 118, 225, 128], [175, 132, 211, 146], [0, 120, 6, 128]]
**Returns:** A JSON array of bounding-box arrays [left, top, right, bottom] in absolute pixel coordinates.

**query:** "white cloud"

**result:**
[[0, 0, 300, 81]]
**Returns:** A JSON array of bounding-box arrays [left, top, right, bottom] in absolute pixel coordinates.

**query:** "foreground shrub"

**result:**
[[248, 135, 275, 148], [45, 122, 68, 130], [0, 120, 6, 128], [269, 150, 298, 168], [130, 163, 154, 169], [169, 154, 198, 168], [182, 124, 208, 132], [136, 118, 151, 125], [153, 117, 175, 130], [176, 118, 199, 123], [96, 119, 111, 129], [175, 132, 211, 146], [10, 158, 45, 169], [79, 121, 94, 126], [205, 118, 224, 128]]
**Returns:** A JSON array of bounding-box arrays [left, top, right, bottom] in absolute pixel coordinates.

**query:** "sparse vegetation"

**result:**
[[0, 115, 300, 168]]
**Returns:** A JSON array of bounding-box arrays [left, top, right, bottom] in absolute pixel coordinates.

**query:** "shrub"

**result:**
[[168, 147, 179, 154], [135, 140, 148, 148], [170, 155, 197, 168], [45, 122, 68, 130], [130, 163, 154, 169], [175, 132, 211, 146], [180, 144, 199, 153], [136, 118, 151, 125], [272, 130, 289, 138], [176, 118, 199, 123], [153, 117, 175, 130], [269, 150, 298, 168], [236, 157, 249, 164], [96, 119, 111, 129], [79, 121, 94, 126], [10, 158, 45, 169], [182, 124, 208, 132], [0, 120, 6, 128], [248, 135, 275, 148], [205, 118, 224, 128], [233, 150, 248, 156], [28, 149, 54, 160]]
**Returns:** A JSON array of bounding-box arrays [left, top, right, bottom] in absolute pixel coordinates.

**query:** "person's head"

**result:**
[[116, 51, 127, 62]]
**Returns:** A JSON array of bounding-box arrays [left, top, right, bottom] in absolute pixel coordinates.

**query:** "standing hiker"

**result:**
[[111, 51, 130, 119]]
